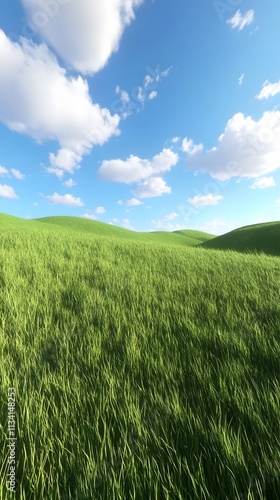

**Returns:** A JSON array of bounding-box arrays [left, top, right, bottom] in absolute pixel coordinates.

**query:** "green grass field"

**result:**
[[0, 214, 280, 499]]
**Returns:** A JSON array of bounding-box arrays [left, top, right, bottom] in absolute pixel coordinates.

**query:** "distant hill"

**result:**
[[200, 221, 280, 257], [0, 213, 214, 248]]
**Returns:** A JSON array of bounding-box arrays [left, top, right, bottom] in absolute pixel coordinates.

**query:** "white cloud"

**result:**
[[0, 184, 18, 198], [114, 67, 171, 117], [109, 217, 133, 229], [0, 30, 120, 177], [164, 212, 179, 220], [11, 168, 25, 180], [238, 73, 245, 85], [148, 91, 158, 100], [21, 0, 143, 75], [152, 219, 185, 232], [33, 202, 38, 206], [45, 193, 84, 206], [117, 200, 123, 205], [196, 218, 235, 235], [0, 166, 9, 176], [94, 206, 106, 214], [98, 148, 178, 184], [134, 176, 171, 198], [144, 75, 153, 88], [63, 178, 76, 188], [126, 198, 143, 206], [137, 87, 145, 103], [187, 111, 280, 181], [171, 137, 180, 144], [182, 137, 204, 155], [256, 79, 280, 100], [227, 9, 254, 31], [187, 194, 223, 208], [83, 213, 97, 220], [250, 176, 276, 189], [122, 218, 133, 230]]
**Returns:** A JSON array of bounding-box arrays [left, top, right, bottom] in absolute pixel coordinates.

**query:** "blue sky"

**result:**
[[0, 0, 280, 234]]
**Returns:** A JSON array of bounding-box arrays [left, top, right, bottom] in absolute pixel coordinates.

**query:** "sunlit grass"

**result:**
[[0, 222, 279, 499]]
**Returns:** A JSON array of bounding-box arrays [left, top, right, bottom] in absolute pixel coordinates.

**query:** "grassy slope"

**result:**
[[0, 213, 215, 247], [0, 216, 280, 499], [201, 221, 280, 257]]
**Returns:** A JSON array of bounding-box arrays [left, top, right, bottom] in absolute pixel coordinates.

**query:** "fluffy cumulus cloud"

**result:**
[[187, 194, 223, 208], [226, 10, 254, 30], [98, 148, 178, 184], [0, 184, 18, 198], [126, 198, 143, 206], [186, 111, 280, 181], [134, 177, 171, 198], [21, 0, 143, 74], [63, 178, 76, 188], [98, 148, 178, 199], [0, 30, 120, 177], [250, 177, 276, 189], [256, 79, 280, 100], [45, 193, 84, 206]]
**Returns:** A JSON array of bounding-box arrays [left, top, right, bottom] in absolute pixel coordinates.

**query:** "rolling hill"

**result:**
[[0, 213, 214, 247], [200, 221, 280, 257]]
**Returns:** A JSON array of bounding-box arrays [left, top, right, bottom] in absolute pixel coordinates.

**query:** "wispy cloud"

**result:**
[[114, 67, 172, 118], [187, 194, 223, 208], [238, 73, 245, 86], [256, 79, 280, 100], [182, 137, 203, 155], [227, 10, 254, 31], [250, 177, 276, 189], [11, 168, 25, 180]]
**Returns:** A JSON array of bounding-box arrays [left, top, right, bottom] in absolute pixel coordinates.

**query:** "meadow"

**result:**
[[0, 215, 279, 499]]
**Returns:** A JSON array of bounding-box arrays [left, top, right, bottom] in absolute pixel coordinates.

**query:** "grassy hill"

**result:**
[[0, 213, 280, 498], [200, 221, 280, 257], [0, 213, 215, 247]]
